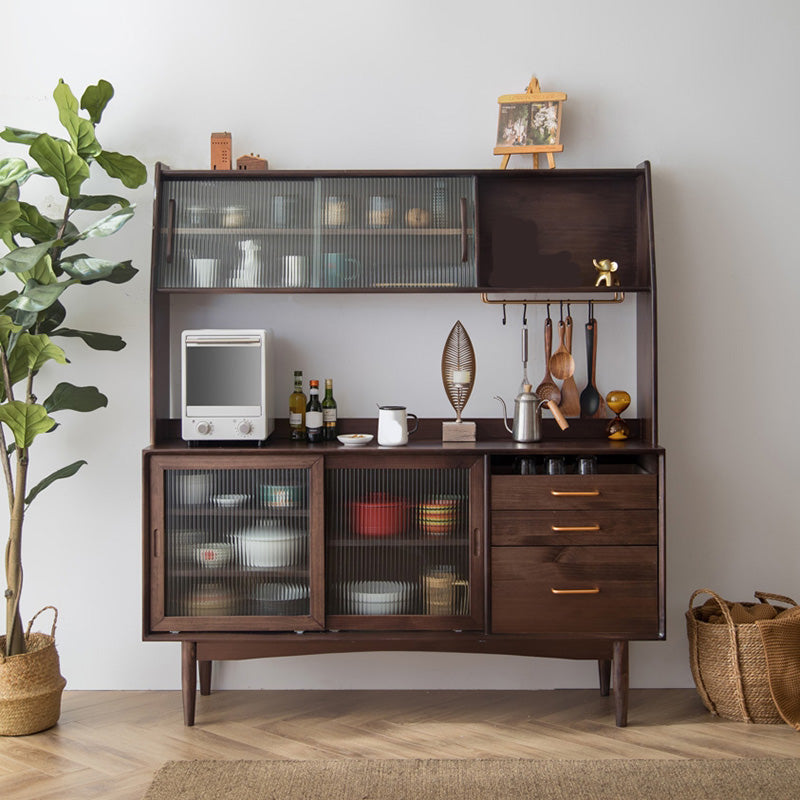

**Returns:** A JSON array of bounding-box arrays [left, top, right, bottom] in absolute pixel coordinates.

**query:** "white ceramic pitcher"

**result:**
[[377, 405, 419, 447]]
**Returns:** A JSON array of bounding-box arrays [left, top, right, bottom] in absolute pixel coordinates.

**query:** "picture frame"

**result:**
[[493, 77, 567, 169]]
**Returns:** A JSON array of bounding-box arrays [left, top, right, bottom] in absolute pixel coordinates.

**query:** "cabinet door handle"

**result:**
[[152, 528, 160, 559], [551, 587, 600, 595], [551, 524, 601, 532], [472, 527, 481, 558], [460, 197, 468, 263], [166, 199, 176, 264], [550, 490, 600, 497]]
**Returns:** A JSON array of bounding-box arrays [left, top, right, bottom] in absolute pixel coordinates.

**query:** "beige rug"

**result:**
[[143, 758, 800, 799]]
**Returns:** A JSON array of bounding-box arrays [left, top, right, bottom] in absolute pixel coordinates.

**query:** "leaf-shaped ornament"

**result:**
[[441, 320, 475, 421]]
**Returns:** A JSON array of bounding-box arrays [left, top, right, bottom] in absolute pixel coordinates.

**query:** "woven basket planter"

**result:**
[[686, 589, 800, 726], [0, 607, 66, 736]]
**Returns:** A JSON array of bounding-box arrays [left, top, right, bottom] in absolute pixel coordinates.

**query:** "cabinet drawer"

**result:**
[[491, 474, 657, 511], [491, 510, 657, 546], [491, 546, 658, 637]]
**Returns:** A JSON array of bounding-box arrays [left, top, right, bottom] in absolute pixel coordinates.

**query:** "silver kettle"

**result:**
[[495, 384, 569, 442]]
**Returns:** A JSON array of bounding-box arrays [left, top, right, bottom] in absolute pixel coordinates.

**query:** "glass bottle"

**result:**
[[305, 380, 323, 443], [289, 370, 306, 441], [322, 378, 338, 440]]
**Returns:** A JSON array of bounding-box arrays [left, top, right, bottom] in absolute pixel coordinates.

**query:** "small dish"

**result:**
[[212, 493, 249, 508], [337, 434, 373, 447]]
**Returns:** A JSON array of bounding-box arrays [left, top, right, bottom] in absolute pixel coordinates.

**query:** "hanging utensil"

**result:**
[[519, 324, 530, 392], [549, 312, 575, 381], [558, 311, 581, 417], [535, 306, 561, 406], [579, 303, 606, 419]]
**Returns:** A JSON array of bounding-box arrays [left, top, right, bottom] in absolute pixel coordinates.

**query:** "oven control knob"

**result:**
[[237, 420, 253, 436], [195, 420, 213, 436]]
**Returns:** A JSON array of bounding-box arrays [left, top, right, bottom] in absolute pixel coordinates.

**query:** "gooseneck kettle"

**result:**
[[495, 384, 569, 442]]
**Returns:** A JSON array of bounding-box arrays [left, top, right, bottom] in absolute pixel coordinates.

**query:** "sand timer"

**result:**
[[606, 390, 631, 440]]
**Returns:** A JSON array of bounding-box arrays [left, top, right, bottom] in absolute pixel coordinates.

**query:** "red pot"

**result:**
[[351, 493, 406, 537]]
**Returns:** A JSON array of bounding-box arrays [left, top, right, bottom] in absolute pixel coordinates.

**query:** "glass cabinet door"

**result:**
[[324, 456, 484, 630], [154, 174, 477, 290], [148, 455, 324, 632]]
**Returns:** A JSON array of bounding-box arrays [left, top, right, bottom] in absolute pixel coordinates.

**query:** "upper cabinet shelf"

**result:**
[[151, 165, 654, 294]]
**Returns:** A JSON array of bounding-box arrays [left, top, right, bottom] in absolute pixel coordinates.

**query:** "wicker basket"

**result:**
[[686, 589, 798, 725], [0, 606, 67, 736]]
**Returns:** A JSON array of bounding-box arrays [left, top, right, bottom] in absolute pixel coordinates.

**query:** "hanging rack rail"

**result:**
[[480, 291, 625, 306]]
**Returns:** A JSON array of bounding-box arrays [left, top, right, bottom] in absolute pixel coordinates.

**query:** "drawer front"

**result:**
[[491, 510, 657, 546], [491, 474, 657, 511], [491, 546, 658, 637]]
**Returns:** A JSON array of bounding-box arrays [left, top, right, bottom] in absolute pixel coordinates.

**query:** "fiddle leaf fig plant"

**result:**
[[0, 79, 146, 657]]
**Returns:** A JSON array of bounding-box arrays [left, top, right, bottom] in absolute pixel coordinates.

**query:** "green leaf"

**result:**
[[29, 134, 90, 198], [5, 279, 74, 314], [0, 198, 20, 226], [54, 81, 101, 160], [59, 255, 122, 281], [0, 158, 28, 187], [80, 80, 114, 125], [35, 300, 65, 334], [0, 400, 55, 449], [0, 314, 21, 349], [0, 127, 42, 145], [13, 331, 68, 371], [43, 382, 107, 414], [70, 193, 130, 211], [49, 327, 125, 351], [12, 203, 59, 243], [25, 459, 87, 506], [74, 206, 134, 240], [0, 240, 57, 274], [95, 150, 147, 189], [85, 260, 138, 285]]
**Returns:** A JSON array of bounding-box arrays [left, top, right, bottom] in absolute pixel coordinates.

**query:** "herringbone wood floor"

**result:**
[[0, 689, 798, 799]]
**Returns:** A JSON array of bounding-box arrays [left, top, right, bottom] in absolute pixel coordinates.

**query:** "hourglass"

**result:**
[[606, 390, 631, 440]]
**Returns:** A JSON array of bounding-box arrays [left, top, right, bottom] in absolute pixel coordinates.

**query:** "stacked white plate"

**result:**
[[345, 581, 412, 615]]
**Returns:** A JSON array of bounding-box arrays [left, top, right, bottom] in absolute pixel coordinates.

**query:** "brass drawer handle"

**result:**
[[550, 490, 600, 497], [551, 587, 600, 595], [551, 524, 600, 532]]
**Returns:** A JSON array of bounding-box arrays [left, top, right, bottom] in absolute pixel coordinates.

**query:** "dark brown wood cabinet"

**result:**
[[143, 164, 663, 728]]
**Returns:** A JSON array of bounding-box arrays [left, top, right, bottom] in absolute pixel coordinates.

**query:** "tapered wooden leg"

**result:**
[[613, 640, 629, 727], [181, 641, 197, 727], [598, 659, 611, 696], [199, 660, 212, 696]]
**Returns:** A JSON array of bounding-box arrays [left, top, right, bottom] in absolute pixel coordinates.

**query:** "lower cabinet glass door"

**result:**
[[324, 456, 484, 630], [148, 455, 324, 632]]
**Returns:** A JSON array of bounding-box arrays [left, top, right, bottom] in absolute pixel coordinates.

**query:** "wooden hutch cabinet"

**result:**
[[143, 163, 664, 727]]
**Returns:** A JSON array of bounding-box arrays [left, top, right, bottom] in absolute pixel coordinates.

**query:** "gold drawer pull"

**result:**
[[551, 587, 600, 595], [550, 490, 600, 497], [551, 524, 601, 532]]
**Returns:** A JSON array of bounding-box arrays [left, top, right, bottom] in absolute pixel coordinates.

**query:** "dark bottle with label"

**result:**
[[289, 370, 306, 440], [322, 378, 338, 440], [305, 380, 324, 443]]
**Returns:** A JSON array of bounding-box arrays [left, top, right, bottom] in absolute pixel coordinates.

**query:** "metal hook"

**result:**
[[522, 304, 527, 326], [546, 302, 551, 321], [567, 301, 572, 319], [588, 299, 594, 321], [559, 300, 564, 322], [502, 303, 507, 325]]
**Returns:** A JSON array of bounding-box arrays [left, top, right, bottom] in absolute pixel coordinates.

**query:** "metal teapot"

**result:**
[[494, 384, 569, 442]]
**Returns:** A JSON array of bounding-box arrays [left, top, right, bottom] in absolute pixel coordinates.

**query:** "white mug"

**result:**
[[191, 258, 218, 288], [377, 405, 419, 447], [283, 255, 308, 288]]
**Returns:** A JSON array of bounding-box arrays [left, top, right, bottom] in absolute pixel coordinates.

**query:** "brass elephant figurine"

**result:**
[[593, 258, 620, 287]]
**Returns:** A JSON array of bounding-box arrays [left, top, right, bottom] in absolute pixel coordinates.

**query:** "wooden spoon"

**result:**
[[535, 315, 561, 406], [549, 319, 575, 380], [579, 317, 607, 419], [558, 315, 581, 417]]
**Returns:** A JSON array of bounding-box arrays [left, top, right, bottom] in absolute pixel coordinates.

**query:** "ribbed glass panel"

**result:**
[[164, 467, 310, 617], [156, 179, 316, 289], [316, 177, 476, 289], [326, 468, 470, 616], [155, 176, 476, 289]]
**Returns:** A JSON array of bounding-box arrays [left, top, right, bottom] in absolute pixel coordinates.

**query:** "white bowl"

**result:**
[[337, 434, 373, 447], [195, 542, 233, 569], [213, 493, 249, 508], [346, 581, 411, 615], [236, 522, 307, 568]]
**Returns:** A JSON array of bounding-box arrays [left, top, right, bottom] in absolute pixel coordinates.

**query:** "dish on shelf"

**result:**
[[195, 542, 234, 569], [350, 493, 407, 537], [186, 582, 236, 616], [418, 495, 463, 536], [345, 580, 412, 615], [337, 434, 373, 447], [260, 483, 301, 508], [247, 581, 309, 616], [236, 521, 307, 567], [212, 493, 249, 508]]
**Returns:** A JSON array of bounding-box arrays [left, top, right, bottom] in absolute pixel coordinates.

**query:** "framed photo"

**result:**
[[493, 78, 567, 168]]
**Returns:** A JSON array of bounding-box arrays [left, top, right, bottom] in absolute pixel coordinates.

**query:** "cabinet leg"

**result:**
[[612, 640, 629, 727], [598, 659, 611, 696], [199, 660, 212, 696], [181, 641, 197, 727]]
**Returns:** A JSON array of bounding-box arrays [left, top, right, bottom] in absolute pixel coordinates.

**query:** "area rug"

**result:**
[[142, 758, 800, 800]]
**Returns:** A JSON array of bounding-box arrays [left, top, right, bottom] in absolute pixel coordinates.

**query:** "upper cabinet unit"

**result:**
[[150, 164, 653, 295]]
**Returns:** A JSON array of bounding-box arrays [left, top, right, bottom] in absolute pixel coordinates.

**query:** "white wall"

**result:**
[[2, 0, 798, 691]]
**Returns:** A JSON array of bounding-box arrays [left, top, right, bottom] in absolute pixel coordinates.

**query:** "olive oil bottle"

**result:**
[[322, 378, 338, 440], [289, 370, 306, 440]]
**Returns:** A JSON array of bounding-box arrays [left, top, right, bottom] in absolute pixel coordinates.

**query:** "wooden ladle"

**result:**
[[535, 315, 561, 406], [549, 319, 575, 380], [558, 314, 581, 417]]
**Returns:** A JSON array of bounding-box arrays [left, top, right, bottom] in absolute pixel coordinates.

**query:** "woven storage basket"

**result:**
[[686, 589, 798, 725], [0, 606, 66, 736]]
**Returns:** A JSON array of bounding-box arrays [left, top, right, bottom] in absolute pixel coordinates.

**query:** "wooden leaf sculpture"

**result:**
[[441, 320, 475, 422]]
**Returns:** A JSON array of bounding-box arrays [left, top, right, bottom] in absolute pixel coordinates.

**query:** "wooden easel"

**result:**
[[494, 77, 566, 170]]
